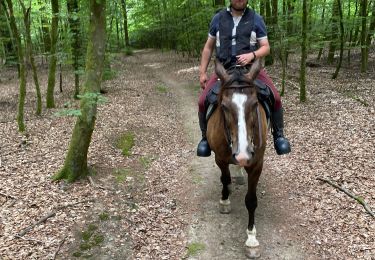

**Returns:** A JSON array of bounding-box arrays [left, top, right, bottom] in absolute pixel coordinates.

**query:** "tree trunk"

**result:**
[[39, 0, 51, 53], [214, 0, 225, 6], [4, 0, 26, 131], [264, 0, 274, 65], [287, 0, 295, 34], [271, 0, 278, 25], [360, 0, 368, 72], [347, 0, 354, 64], [0, 2, 17, 65], [116, 16, 120, 49], [259, 1, 265, 16], [317, 0, 326, 60], [67, 0, 82, 98], [300, 0, 308, 102], [120, 0, 129, 47], [327, 0, 340, 64], [18, 1, 42, 115], [54, 0, 106, 182], [280, 45, 287, 96], [46, 0, 59, 108], [332, 0, 344, 79], [365, 1, 375, 65]]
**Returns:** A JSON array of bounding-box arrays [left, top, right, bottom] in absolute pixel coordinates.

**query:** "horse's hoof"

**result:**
[[219, 199, 231, 214], [234, 175, 245, 185], [228, 183, 233, 194], [245, 246, 261, 259]]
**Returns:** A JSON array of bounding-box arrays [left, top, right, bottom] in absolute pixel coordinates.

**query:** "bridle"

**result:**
[[221, 81, 264, 153]]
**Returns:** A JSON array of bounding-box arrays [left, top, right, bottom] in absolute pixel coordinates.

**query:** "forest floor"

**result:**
[[0, 49, 374, 260]]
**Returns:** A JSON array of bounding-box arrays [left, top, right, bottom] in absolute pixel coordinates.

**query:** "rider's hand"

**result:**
[[200, 73, 208, 89], [236, 52, 256, 66]]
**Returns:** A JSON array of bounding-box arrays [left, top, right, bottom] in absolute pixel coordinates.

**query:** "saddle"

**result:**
[[205, 79, 273, 121]]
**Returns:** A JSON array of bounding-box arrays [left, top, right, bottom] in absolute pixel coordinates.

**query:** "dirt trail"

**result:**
[[2, 49, 374, 259], [146, 52, 309, 259]]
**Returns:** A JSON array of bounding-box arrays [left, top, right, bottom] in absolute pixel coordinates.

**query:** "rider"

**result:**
[[197, 0, 291, 157]]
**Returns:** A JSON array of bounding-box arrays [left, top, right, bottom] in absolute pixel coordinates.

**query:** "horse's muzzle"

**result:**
[[233, 150, 254, 167]]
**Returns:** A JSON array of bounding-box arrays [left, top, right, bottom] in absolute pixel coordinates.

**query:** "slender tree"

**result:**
[[39, 0, 51, 54], [366, 1, 375, 65], [18, 0, 42, 115], [0, 1, 16, 65], [54, 0, 106, 182], [317, 0, 326, 60], [120, 0, 129, 47], [67, 0, 82, 98], [46, 0, 59, 108], [3, 0, 26, 131], [360, 0, 368, 72], [332, 0, 345, 79], [327, 0, 340, 64], [300, 0, 308, 102]]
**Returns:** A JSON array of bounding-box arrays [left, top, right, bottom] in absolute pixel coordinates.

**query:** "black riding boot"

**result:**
[[271, 109, 291, 155], [197, 112, 211, 157]]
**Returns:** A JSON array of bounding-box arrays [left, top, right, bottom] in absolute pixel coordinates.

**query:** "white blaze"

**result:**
[[232, 93, 248, 154]]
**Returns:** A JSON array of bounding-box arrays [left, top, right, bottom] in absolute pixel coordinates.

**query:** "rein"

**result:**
[[256, 106, 263, 148]]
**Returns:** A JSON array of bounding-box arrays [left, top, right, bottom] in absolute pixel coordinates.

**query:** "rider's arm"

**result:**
[[251, 14, 270, 61], [199, 37, 216, 76], [254, 38, 270, 59]]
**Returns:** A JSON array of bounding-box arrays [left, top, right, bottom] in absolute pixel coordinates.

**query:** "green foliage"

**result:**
[[186, 242, 205, 257], [156, 85, 168, 93], [74, 223, 104, 257], [77, 92, 108, 105], [140, 156, 153, 169], [54, 92, 107, 117], [343, 91, 369, 107], [123, 46, 134, 56], [99, 211, 110, 221], [54, 109, 82, 117], [81, 224, 98, 241], [116, 132, 135, 156], [113, 168, 132, 183], [102, 68, 117, 81]]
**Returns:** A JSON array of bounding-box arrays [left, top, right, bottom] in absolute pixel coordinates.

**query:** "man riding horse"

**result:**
[[197, 0, 291, 157]]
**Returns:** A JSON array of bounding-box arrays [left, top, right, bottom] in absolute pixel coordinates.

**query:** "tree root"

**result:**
[[317, 177, 375, 218]]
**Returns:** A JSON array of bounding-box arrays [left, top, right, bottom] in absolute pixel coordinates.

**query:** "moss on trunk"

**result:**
[[46, 0, 59, 108], [54, 0, 106, 182], [5, 0, 26, 132]]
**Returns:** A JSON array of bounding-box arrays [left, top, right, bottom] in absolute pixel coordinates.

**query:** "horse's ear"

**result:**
[[215, 59, 229, 82], [245, 58, 262, 80]]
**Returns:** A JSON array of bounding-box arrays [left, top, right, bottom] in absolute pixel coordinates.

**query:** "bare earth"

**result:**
[[0, 49, 374, 259]]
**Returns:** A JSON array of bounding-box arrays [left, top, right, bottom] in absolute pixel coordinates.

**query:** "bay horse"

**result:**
[[206, 59, 267, 258]]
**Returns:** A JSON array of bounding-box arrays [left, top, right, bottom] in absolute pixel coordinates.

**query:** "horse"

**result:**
[[206, 59, 267, 258]]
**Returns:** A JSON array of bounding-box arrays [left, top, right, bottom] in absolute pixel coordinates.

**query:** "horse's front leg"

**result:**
[[244, 164, 263, 258], [216, 159, 232, 214]]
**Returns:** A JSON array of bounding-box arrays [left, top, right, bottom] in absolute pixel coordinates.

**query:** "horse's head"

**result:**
[[215, 59, 262, 167]]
